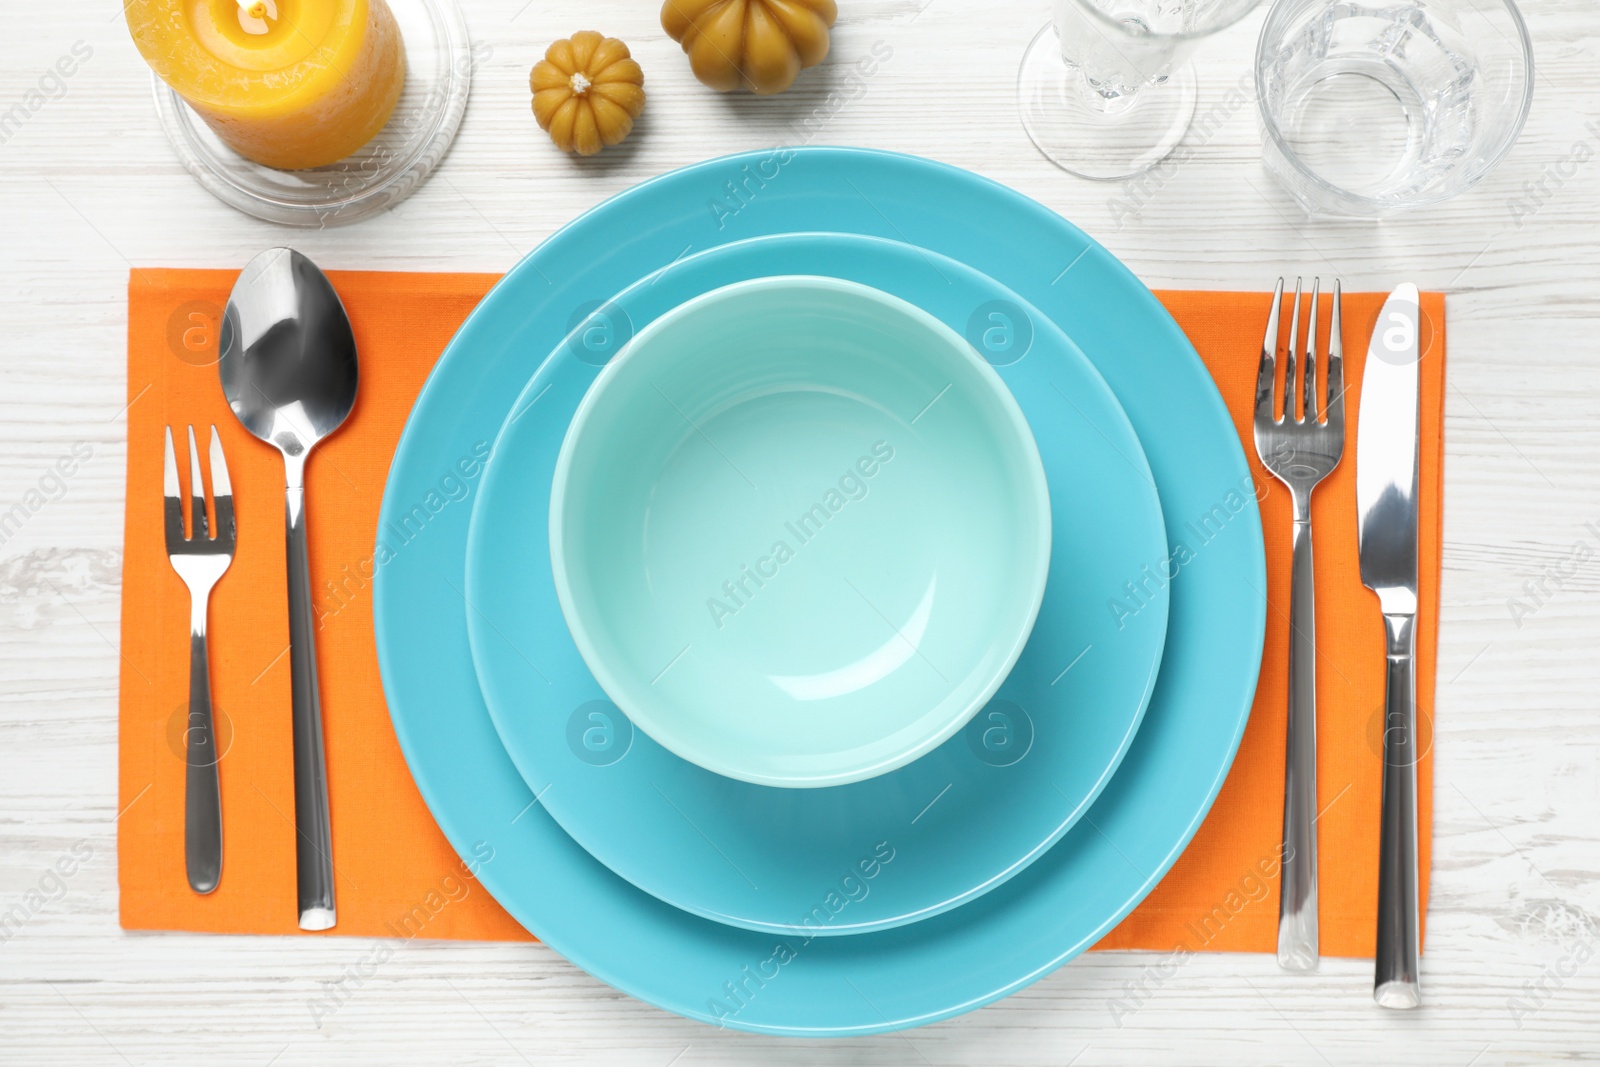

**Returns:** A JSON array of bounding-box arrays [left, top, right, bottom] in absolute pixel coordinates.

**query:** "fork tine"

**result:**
[[1284, 277, 1301, 423], [1304, 278, 1321, 423], [1256, 278, 1283, 426], [163, 426, 184, 546], [207, 426, 236, 546], [207, 426, 232, 500], [163, 426, 180, 504], [187, 425, 209, 541], [1326, 279, 1345, 427]]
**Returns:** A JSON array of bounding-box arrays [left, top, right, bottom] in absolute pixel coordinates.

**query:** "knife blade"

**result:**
[[1356, 282, 1423, 1009], [1358, 283, 1421, 611]]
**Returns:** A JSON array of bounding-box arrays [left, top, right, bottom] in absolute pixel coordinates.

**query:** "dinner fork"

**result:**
[[1254, 277, 1345, 971], [164, 425, 236, 895]]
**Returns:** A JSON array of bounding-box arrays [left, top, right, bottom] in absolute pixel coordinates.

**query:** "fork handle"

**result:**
[[185, 596, 223, 894], [1375, 611, 1422, 1008], [1277, 514, 1319, 969], [286, 482, 337, 931]]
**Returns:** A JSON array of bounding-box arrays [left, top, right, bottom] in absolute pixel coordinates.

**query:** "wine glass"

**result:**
[[1019, 0, 1263, 181]]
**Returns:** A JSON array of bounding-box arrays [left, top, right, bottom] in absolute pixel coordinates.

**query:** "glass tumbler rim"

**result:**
[[1065, 0, 1266, 44], [1254, 0, 1536, 213]]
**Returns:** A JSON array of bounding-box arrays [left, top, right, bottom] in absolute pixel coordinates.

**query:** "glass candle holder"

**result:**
[[125, 0, 472, 226]]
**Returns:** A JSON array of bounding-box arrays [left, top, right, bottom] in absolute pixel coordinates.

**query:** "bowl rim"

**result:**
[[547, 274, 1053, 788]]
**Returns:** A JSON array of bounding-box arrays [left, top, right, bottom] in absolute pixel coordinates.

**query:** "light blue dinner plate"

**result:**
[[548, 275, 1056, 789], [464, 234, 1168, 935], [374, 147, 1267, 1036]]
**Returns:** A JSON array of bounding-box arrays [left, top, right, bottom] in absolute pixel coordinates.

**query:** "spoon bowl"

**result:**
[[220, 248, 358, 458]]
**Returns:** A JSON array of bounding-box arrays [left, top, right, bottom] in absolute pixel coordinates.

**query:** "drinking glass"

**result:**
[[1018, 0, 1263, 181], [1256, 0, 1534, 215]]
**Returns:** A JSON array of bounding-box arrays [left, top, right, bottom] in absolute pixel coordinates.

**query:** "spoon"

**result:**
[[220, 248, 357, 932]]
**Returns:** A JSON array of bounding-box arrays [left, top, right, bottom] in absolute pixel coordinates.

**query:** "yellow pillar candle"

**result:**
[[125, 0, 407, 170]]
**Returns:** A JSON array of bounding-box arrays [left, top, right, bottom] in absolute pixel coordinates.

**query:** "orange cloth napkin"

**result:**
[[119, 270, 1443, 957]]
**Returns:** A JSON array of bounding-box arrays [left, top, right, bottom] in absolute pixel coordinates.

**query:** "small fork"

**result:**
[[1253, 278, 1345, 972], [164, 425, 236, 895]]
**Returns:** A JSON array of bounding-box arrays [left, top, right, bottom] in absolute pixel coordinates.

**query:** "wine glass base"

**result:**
[[150, 0, 473, 227], [1018, 24, 1197, 182]]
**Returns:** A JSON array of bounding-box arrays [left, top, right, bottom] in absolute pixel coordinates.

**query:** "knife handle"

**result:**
[[1375, 611, 1421, 1008]]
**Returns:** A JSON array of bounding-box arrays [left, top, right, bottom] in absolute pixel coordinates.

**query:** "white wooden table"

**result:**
[[3, 0, 1597, 1062]]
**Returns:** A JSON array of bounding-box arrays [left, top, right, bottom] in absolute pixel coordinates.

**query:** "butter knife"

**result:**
[[1356, 282, 1423, 1009]]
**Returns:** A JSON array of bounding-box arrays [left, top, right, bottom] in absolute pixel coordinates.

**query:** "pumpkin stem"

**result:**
[[569, 71, 592, 95]]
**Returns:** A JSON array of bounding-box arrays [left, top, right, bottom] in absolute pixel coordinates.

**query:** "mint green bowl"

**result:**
[[550, 276, 1051, 788]]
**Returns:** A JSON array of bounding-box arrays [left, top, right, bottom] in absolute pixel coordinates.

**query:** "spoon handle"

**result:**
[[285, 479, 337, 930]]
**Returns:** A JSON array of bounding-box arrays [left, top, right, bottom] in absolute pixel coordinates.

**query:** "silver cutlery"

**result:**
[[164, 425, 236, 895], [220, 248, 359, 931], [1356, 282, 1424, 1009], [1254, 277, 1345, 972]]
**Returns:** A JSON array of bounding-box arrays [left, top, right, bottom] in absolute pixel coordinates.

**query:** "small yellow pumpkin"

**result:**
[[661, 0, 838, 96], [531, 31, 646, 156]]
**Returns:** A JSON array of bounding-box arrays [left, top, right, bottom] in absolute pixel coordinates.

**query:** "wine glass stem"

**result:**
[[1053, 0, 1185, 112]]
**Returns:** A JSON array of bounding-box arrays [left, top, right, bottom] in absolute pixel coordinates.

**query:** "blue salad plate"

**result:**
[[464, 232, 1169, 935]]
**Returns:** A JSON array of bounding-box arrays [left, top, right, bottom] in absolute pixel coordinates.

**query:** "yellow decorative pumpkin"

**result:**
[[531, 31, 646, 156], [661, 0, 837, 96]]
